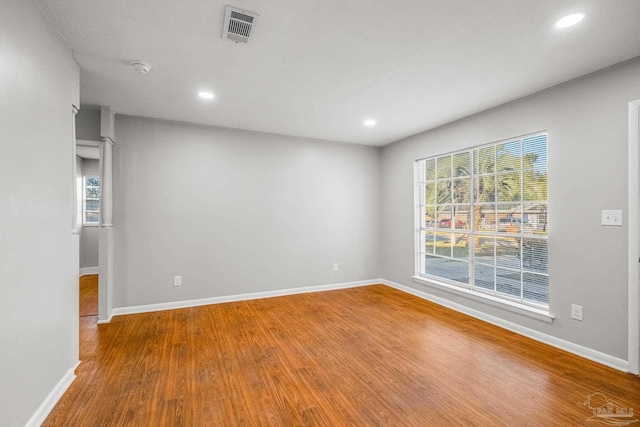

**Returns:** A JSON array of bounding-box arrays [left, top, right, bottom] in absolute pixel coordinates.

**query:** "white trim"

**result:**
[[411, 275, 554, 323], [76, 145, 100, 160], [96, 314, 113, 325], [111, 279, 382, 317], [24, 361, 79, 427], [628, 99, 640, 375], [79, 267, 98, 277], [414, 161, 423, 277], [76, 139, 101, 147], [382, 279, 629, 372]]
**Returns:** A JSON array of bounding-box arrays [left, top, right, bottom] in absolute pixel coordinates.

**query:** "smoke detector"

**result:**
[[132, 62, 151, 74], [222, 6, 259, 44]]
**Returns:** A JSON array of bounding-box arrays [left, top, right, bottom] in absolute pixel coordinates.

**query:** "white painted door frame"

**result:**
[[628, 99, 640, 375]]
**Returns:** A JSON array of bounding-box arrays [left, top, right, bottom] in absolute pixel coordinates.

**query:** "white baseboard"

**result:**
[[79, 267, 98, 277], [381, 279, 629, 373], [96, 314, 113, 325], [24, 361, 80, 427], [111, 279, 382, 318]]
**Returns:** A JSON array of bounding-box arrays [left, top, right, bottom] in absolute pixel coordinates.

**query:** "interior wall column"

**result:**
[[100, 137, 113, 226], [98, 106, 115, 323]]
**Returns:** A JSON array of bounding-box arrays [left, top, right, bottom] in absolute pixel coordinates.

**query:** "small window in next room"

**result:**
[[83, 176, 100, 225], [415, 132, 548, 308]]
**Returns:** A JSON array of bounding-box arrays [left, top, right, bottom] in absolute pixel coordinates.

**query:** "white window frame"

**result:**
[[414, 132, 550, 318], [83, 175, 100, 226]]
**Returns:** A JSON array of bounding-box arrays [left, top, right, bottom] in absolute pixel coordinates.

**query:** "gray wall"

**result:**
[[76, 108, 101, 141], [113, 116, 382, 307], [381, 58, 640, 360], [0, 1, 79, 425], [80, 159, 100, 269], [82, 158, 100, 177], [80, 221, 99, 270]]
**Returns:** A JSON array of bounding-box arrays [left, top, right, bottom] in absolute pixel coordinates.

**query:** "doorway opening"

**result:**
[[77, 140, 101, 322]]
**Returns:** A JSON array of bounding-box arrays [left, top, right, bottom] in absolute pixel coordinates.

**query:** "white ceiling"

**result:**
[[38, 0, 640, 146]]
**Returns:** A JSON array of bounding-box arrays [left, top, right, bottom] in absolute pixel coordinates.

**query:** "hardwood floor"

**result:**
[[79, 274, 98, 317], [45, 285, 639, 426]]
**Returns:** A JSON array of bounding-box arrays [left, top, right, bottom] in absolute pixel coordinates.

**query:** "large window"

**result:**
[[416, 132, 548, 307], [83, 176, 100, 225]]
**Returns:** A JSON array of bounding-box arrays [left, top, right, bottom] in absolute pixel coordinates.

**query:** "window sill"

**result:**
[[82, 223, 100, 227], [411, 275, 554, 323]]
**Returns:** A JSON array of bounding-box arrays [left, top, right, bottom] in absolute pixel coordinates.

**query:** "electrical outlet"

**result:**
[[333, 263, 339, 272], [571, 304, 583, 321], [601, 210, 622, 226], [174, 276, 182, 287]]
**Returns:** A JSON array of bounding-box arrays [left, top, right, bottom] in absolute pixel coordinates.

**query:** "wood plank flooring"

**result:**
[[44, 284, 639, 426], [79, 274, 98, 317]]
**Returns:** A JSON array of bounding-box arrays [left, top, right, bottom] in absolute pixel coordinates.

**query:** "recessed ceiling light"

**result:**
[[364, 119, 376, 126], [555, 12, 585, 29], [198, 91, 215, 99]]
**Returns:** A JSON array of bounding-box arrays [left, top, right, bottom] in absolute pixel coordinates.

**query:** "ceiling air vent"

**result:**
[[222, 6, 259, 44]]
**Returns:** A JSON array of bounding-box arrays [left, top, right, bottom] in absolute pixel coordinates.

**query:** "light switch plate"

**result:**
[[601, 210, 622, 226], [571, 304, 583, 321]]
